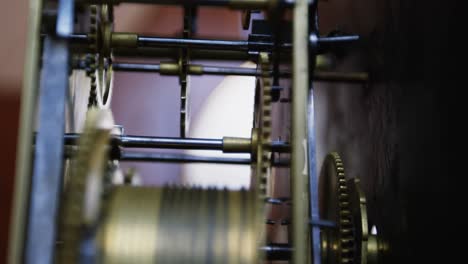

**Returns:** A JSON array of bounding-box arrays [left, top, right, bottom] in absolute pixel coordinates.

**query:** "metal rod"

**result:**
[[113, 62, 161, 73], [66, 34, 358, 53], [122, 151, 249, 164], [84, 0, 233, 6], [261, 243, 292, 261], [120, 135, 223, 150], [25, 36, 70, 264], [265, 197, 291, 205], [63, 149, 290, 166], [266, 219, 337, 228], [83, 0, 296, 8], [98, 62, 370, 83], [120, 151, 252, 165], [201, 65, 258, 76], [112, 47, 251, 61], [62, 133, 290, 153], [310, 219, 337, 229], [138, 36, 250, 51]]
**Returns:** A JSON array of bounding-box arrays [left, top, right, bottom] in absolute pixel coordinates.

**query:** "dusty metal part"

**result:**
[[8, 0, 43, 263], [292, 0, 310, 263]]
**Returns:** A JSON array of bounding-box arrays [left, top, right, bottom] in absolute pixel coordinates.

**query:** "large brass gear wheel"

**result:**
[[319, 152, 356, 264], [320, 152, 384, 264], [58, 109, 114, 263]]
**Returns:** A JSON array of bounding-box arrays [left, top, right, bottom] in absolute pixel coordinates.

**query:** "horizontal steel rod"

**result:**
[[266, 219, 291, 225], [121, 135, 223, 150], [196, 65, 259, 76], [67, 34, 358, 53], [112, 47, 251, 61], [138, 35, 358, 51], [80, 0, 297, 8], [138, 36, 251, 51], [265, 218, 337, 228], [265, 197, 291, 205], [121, 151, 289, 167], [75, 60, 368, 83], [62, 148, 290, 166], [310, 219, 337, 228], [122, 151, 249, 164], [261, 243, 292, 261], [62, 133, 290, 152]]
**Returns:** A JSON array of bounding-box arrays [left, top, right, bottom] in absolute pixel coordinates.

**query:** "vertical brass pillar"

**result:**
[[292, 0, 310, 263]]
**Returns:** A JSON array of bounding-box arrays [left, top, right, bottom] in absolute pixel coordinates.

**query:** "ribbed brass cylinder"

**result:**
[[98, 186, 259, 264]]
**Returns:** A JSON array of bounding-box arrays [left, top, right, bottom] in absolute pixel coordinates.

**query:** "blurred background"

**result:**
[[0, 0, 449, 263]]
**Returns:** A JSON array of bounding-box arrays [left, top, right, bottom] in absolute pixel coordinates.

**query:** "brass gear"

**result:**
[[86, 5, 98, 107], [256, 52, 272, 200], [250, 52, 273, 262], [86, 4, 114, 109], [319, 152, 356, 264], [57, 109, 114, 263], [179, 7, 193, 137]]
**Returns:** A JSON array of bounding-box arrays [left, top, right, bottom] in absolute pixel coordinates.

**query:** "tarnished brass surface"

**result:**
[[98, 186, 259, 264]]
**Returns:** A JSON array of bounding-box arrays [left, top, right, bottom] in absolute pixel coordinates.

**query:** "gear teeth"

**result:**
[[257, 52, 272, 201], [58, 110, 111, 261], [326, 152, 356, 263], [86, 5, 100, 108]]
